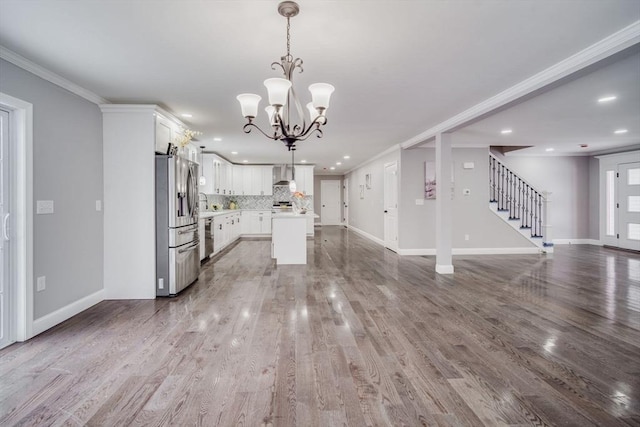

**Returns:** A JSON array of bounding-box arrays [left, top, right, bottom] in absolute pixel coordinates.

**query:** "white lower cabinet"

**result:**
[[240, 210, 272, 235], [211, 211, 245, 255]]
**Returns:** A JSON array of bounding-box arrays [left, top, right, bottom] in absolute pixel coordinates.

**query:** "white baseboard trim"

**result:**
[[398, 247, 544, 256], [436, 264, 455, 274], [32, 289, 105, 337], [347, 225, 385, 246], [553, 239, 602, 246]]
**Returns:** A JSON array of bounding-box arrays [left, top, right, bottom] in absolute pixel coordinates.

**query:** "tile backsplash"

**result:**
[[200, 189, 313, 211]]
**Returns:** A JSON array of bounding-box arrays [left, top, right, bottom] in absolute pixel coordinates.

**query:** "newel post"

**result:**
[[542, 191, 553, 248]]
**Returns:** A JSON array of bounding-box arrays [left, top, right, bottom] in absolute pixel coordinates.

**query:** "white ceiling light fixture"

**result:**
[[213, 137, 222, 141], [236, 1, 335, 152], [181, 113, 193, 118], [336, 162, 342, 165], [614, 129, 628, 134], [501, 129, 513, 134], [330, 166, 335, 170], [231, 151, 238, 155], [343, 155, 350, 159], [300, 159, 307, 163], [545, 148, 555, 152], [597, 95, 617, 103]]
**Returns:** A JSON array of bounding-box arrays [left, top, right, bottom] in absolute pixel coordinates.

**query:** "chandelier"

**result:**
[[236, 1, 335, 152]]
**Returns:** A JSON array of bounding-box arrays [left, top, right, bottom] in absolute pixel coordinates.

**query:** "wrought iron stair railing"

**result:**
[[489, 154, 544, 238]]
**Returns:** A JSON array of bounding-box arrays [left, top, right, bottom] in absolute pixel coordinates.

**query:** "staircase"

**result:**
[[489, 154, 553, 252]]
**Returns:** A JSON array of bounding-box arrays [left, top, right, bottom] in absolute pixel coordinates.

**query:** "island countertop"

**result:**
[[272, 212, 319, 219]]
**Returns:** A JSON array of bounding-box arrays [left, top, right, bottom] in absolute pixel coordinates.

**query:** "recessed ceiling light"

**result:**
[[213, 137, 222, 141], [343, 155, 350, 159], [598, 96, 617, 103], [300, 160, 307, 163], [614, 129, 628, 134], [242, 159, 248, 163], [181, 113, 193, 118], [336, 162, 342, 165], [501, 129, 512, 134], [545, 148, 554, 152], [231, 151, 238, 155], [330, 166, 335, 170]]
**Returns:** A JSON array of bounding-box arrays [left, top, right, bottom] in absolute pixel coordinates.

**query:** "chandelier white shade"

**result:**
[[236, 1, 334, 152]]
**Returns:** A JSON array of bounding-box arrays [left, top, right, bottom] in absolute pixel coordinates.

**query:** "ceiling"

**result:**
[[0, 1, 638, 173]]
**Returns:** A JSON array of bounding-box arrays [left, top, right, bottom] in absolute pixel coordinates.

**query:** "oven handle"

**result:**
[[178, 225, 198, 235], [178, 241, 199, 254]]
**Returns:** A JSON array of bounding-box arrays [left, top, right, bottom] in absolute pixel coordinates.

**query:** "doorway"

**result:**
[[343, 177, 349, 226], [0, 108, 9, 349], [0, 92, 34, 345], [320, 180, 341, 225], [384, 161, 398, 252], [603, 161, 640, 251]]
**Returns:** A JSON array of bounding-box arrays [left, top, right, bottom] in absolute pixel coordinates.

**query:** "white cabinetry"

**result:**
[[232, 165, 244, 196], [101, 104, 189, 299], [200, 154, 215, 195], [212, 211, 243, 255], [241, 210, 272, 235], [294, 165, 314, 195]]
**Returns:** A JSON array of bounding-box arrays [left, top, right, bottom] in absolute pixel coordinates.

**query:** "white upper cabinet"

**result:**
[[294, 165, 314, 195], [232, 165, 244, 196], [200, 154, 215, 194]]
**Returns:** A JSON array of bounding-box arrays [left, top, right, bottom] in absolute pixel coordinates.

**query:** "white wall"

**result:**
[[0, 59, 103, 319]]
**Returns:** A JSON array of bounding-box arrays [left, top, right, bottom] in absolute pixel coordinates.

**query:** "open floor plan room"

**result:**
[[1, 226, 638, 426]]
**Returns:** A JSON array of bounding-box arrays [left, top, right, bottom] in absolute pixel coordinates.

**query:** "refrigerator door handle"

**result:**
[[178, 225, 198, 235], [178, 241, 199, 254], [2, 213, 9, 241]]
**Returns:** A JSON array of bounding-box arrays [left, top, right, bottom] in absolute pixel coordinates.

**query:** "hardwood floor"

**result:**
[[1, 226, 639, 426]]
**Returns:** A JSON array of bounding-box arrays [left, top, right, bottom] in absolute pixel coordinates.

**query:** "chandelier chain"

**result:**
[[286, 17, 291, 59]]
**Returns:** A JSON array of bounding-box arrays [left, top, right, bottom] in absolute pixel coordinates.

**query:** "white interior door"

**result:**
[[618, 162, 640, 251], [384, 162, 398, 252], [0, 108, 11, 349], [343, 177, 349, 225], [320, 180, 341, 225]]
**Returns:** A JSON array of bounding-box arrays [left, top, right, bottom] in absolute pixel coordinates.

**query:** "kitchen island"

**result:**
[[271, 212, 318, 265]]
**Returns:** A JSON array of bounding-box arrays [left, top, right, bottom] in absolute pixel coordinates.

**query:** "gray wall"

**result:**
[[497, 154, 591, 239], [0, 59, 103, 319], [588, 157, 600, 240], [346, 150, 400, 240], [399, 147, 531, 249]]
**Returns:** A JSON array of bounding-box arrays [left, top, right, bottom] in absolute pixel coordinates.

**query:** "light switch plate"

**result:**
[[96, 200, 102, 211], [36, 200, 54, 214], [415, 199, 424, 205], [463, 162, 475, 169], [37, 276, 46, 292]]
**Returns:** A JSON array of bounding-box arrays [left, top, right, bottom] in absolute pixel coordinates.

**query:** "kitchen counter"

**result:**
[[199, 210, 238, 219], [272, 211, 319, 219]]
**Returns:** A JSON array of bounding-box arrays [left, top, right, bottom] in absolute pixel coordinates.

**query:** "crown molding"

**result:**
[[99, 104, 184, 127], [0, 45, 108, 105], [345, 144, 401, 175], [400, 20, 640, 149]]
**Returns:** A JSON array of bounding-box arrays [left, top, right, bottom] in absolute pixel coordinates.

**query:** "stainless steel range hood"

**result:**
[[273, 165, 292, 186]]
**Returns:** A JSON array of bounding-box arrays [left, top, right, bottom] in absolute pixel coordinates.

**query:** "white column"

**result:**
[[435, 132, 454, 274], [542, 191, 554, 249]]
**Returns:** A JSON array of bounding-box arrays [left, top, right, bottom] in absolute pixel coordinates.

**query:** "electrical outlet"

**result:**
[[37, 276, 46, 292], [96, 200, 102, 211], [158, 278, 164, 289], [464, 234, 470, 241]]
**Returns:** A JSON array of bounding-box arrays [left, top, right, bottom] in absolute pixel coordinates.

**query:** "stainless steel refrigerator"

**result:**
[[155, 155, 200, 296]]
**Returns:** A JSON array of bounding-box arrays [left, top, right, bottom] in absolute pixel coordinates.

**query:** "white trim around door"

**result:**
[[0, 92, 34, 342]]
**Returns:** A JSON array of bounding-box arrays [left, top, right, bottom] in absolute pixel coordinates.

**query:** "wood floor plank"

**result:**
[[1, 227, 639, 426]]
